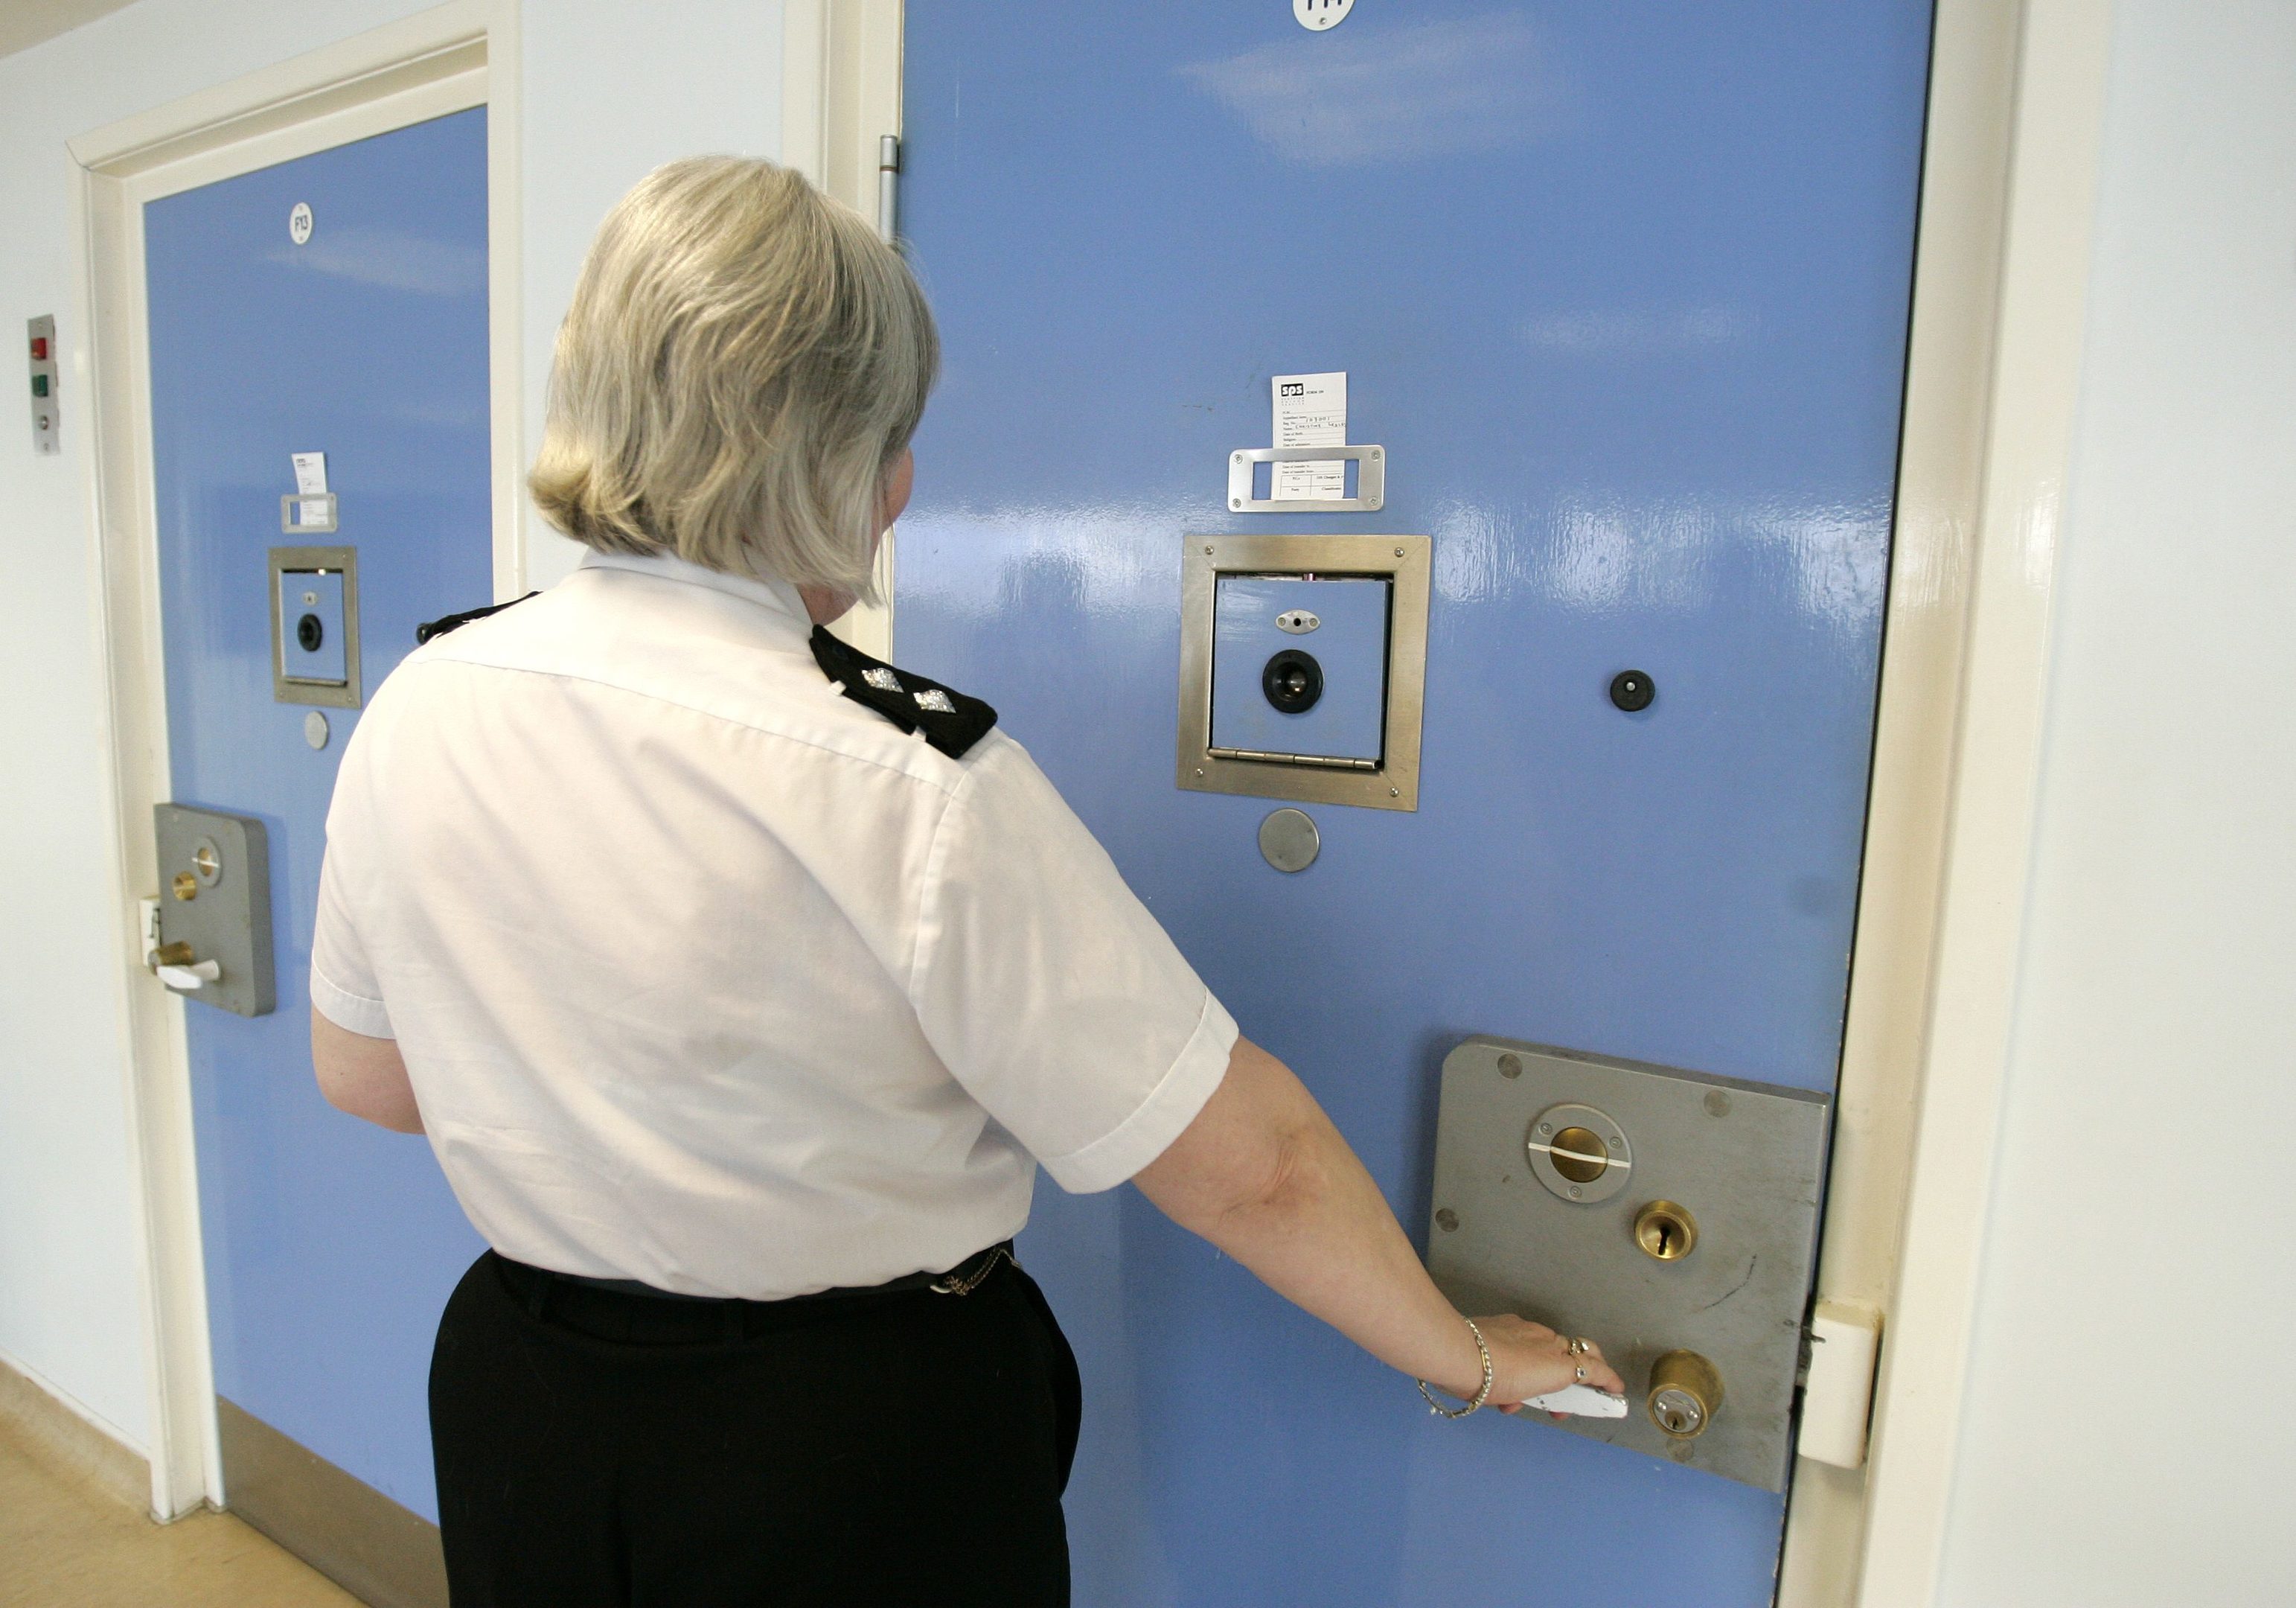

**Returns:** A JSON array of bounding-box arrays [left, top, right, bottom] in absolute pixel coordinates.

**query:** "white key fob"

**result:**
[[1521, 1382, 1630, 1417]]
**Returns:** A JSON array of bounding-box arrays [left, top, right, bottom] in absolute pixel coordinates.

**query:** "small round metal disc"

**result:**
[[304, 710, 330, 750], [1258, 807, 1320, 873]]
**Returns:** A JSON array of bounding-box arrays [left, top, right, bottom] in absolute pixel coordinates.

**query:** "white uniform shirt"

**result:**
[[310, 550, 1238, 1299]]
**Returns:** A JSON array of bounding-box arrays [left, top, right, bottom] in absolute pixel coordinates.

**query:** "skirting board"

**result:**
[[217, 1397, 446, 1608], [0, 1353, 150, 1513]]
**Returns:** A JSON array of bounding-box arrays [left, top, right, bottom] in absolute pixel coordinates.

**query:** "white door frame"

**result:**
[[800, 2, 2113, 1601], [1829, 3, 2116, 1602], [781, 0, 904, 660], [69, 0, 522, 1520]]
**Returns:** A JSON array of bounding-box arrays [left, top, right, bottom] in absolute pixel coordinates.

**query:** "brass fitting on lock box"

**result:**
[[1648, 1350, 1724, 1439], [1633, 1200, 1698, 1261]]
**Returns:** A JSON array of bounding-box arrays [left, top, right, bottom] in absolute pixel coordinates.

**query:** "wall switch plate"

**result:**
[[27, 315, 57, 454]]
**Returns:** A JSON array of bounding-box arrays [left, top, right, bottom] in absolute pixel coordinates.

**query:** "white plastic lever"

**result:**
[[156, 960, 221, 990], [1520, 1382, 1629, 1418]]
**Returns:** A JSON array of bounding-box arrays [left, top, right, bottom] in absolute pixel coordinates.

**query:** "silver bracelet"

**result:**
[[1416, 1318, 1493, 1420]]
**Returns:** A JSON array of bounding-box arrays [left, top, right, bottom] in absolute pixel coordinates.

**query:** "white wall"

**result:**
[[0, 0, 780, 1458], [1938, 5, 2296, 1604], [517, 0, 781, 587]]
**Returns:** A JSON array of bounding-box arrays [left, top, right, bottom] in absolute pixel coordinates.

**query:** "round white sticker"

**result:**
[[289, 202, 313, 246], [1294, 0, 1354, 29]]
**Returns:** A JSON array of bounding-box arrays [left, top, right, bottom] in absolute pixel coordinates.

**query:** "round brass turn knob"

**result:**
[[1547, 1126, 1610, 1184], [1633, 1200, 1698, 1261], [1647, 1350, 1724, 1439]]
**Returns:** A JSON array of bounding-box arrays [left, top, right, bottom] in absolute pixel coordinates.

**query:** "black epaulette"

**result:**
[[810, 626, 998, 759], [415, 591, 540, 645]]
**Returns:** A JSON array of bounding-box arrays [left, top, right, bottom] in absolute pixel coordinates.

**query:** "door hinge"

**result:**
[[878, 135, 901, 243]]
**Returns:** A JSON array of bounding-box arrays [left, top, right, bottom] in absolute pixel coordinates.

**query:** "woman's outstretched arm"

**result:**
[[1134, 1036, 1623, 1409]]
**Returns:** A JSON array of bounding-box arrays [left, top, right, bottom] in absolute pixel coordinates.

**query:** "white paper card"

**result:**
[[1272, 371, 1346, 501], [297, 497, 330, 528], [292, 452, 329, 496]]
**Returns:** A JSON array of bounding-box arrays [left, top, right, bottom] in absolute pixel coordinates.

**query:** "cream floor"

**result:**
[[0, 1414, 360, 1608]]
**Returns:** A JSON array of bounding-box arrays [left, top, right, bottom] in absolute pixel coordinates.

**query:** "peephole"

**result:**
[[1261, 649, 1323, 714]]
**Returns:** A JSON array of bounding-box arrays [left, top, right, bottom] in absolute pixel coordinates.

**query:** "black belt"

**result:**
[[493, 1242, 1016, 1344]]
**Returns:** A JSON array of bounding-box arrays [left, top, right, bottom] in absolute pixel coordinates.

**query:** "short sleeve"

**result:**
[[909, 738, 1238, 1193], [310, 843, 394, 1038]]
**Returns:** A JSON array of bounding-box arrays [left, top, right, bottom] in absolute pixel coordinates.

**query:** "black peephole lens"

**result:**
[[1261, 649, 1323, 714]]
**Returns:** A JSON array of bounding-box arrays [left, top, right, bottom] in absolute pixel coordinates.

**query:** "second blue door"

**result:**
[[147, 108, 492, 1524]]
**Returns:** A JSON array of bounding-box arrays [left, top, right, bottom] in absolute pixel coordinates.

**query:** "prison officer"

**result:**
[[307, 155, 1625, 1607]]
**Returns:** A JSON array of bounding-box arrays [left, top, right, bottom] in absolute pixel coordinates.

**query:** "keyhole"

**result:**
[[1633, 1200, 1698, 1261], [298, 613, 324, 652]]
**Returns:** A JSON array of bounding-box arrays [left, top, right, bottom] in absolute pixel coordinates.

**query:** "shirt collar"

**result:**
[[578, 549, 815, 639]]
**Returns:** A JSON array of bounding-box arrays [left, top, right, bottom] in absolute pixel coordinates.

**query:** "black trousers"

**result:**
[[430, 1250, 1081, 1607]]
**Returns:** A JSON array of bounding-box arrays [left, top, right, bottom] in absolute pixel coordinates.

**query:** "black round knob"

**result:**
[[1609, 669, 1654, 712], [1262, 649, 1324, 714], [297, 613, 325, 653]]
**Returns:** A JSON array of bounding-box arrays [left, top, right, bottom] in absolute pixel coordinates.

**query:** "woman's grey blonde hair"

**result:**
[[530, 156, 938, 597]]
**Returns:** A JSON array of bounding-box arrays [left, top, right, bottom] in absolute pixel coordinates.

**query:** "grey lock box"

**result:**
[[1425, 1036, 1830, 1490], [1177, 534, 1429, 811], [152, 804, 275, 1018], [269, 546, 361, 708]]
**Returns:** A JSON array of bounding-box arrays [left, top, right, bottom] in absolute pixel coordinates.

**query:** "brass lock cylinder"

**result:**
[[1647, 1350, 1724, 1439], [1633, 1200, 1698, 1261]]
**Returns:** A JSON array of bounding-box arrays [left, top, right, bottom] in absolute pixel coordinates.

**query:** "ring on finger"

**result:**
[[1567, 1336, 1593, 1357], [1574, 1364, 1589, 1382]]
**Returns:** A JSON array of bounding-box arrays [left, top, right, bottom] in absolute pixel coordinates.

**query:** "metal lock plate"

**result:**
[[153, 804, 275, 1018], [1425, 1036, 1830, 1490]]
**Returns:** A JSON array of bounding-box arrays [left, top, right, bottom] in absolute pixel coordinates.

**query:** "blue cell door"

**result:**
[[897, 5, 1931, 1604], [145, 109, 490, 1534]]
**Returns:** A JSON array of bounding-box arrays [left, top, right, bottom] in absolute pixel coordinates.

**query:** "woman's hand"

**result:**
[[1465, 1315, 1627, 1414], [1136, 1038, 1631, 1421]]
